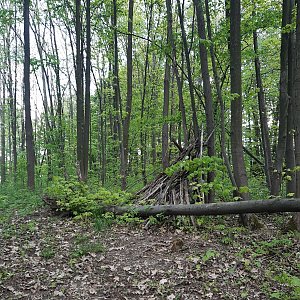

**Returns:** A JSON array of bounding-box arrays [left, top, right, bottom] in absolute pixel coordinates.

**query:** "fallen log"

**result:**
[[105, 199, 300, 217]]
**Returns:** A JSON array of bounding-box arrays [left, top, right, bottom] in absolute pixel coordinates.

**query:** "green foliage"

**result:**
[[40, 246, 56, 260], [271, 272, 300, 300], [165, 156, 233, 201], [116, 212, 144, 225], [93, 213, 114, 231], [45, 177, 131, 219], [71, 236, 104, 258], [70, 234, 104, 258], [202, 249, 219, 263], [251, 238, 293, 257], [0, 184, 41, 224], [0, 267, 13, 283]]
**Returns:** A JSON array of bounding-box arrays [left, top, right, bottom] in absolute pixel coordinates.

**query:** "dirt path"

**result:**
[[0, 209, 299, 299]]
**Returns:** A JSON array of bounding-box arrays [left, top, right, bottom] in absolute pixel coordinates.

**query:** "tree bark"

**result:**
[[229, 0, 249, 224], [24, 0, 35, 190], [83, 0, 91, 181], [253, 29, 273, 192], [49, 12, 65, 173], [1, 81, 6, 184], [293, 0, 300, 229], [271, 0, 290, 196], [285, 0, 296, 196], [121, 0, 134, 189], [204, 0, 236, 188], [106, 199, 300, 217], [177, 0, 200, 140], [194, 0, 215, 203], [75, 0, 84, 181], [139, 2, 154, 184], [163, 0, 173, 170]]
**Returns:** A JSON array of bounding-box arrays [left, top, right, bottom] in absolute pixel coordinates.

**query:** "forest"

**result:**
[[0, 0, 300, 299]]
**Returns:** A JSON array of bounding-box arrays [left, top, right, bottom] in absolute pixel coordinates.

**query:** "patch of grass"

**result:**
[[220, 236, 234, 245], [0, 184, 41, 223], [74, 233, 90, 244], [0, 267, 13, 283], [2, 224, 18, 239], [272, 272, 300, 299], [202, 249, 219, 263], [93, 214, 113, 232], [251, 238, 293, 257], [40, 246, 56, 259], [20, 220, 37, 234], [71, 241, 104, 258]]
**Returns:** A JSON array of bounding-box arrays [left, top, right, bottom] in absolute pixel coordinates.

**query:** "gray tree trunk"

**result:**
[[24, 0, 35, 190], [106, 199, 300, 217], [229, 0, 249, 225]]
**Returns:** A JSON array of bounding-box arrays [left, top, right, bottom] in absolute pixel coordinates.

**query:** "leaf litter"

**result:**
[[0, 209, 299, 299]]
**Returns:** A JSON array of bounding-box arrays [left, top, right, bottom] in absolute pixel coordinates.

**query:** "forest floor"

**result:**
[[0, 206, 300, 300]]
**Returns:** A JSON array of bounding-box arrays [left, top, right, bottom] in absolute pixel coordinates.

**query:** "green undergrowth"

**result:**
[[67, 233, 105, 263], [0, 183, 42, 224], [44, 176, 134, 221]]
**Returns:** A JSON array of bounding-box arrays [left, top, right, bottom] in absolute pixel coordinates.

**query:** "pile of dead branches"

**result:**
[[136, 139, 203, 207]]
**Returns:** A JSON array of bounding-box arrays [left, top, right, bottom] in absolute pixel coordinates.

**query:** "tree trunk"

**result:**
[[83, 0, 91, 181], [112, 0, 125, 188], [229, 0, 249, 225], [75, 0, 84, 181], [271, 0, 290, 196], [122, 0, 134, 190], [49, 12, 65, 173], [7, 30, 17, 180], [253, 29, 273, 192], [204, 0, 236, 188], [194, 0, 215, 203], [24, 0, 35, 190], [106, 199, 300, 217], [140, 2, 154, 184], [176, 0, 200, 140], [171, 0, 189, 146], [163, 0, 174, 170], [285, 0, 296, 196], [1, 81, 6, 184], [162, 58, 170, 170], [293, 0, 300, 229]]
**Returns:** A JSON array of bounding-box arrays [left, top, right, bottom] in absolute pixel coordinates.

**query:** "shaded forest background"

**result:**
[[0, 0, 300, 212]]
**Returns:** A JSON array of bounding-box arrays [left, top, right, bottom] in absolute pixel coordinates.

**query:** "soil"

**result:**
[[0, 208, 299, 299]]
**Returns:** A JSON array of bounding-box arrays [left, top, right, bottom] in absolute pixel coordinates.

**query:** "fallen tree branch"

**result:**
[[105, 199, 300, 217]]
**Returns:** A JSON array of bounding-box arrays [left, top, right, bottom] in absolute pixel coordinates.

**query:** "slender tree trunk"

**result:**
[[140, 2, 153, 184], [230, 0, 249, 225], [112, 0, 125, 188], [285, 0, 296, 196], [271, 0, 290, 196], [100, 78, 106, 185], [176, 0, 199, 140], [83, 0, 91, 181], [122, 0, 134, 190], [253, 29, 273, 192], [293, 0, 300, 229], [49, 13, 65, 173], [1, 81, 6, 184], [162, 0, 175, 170], [162, 58, 170, 170], [166, 0, 188, 146], [6, 31, 17, 180], [194, 0, 215, 203], [204, 0, 236, 187], [75, 0, 84, 180], [151, 55, 158, 165], [24, 0, 35, 190], [12, 0, 18, 180]]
